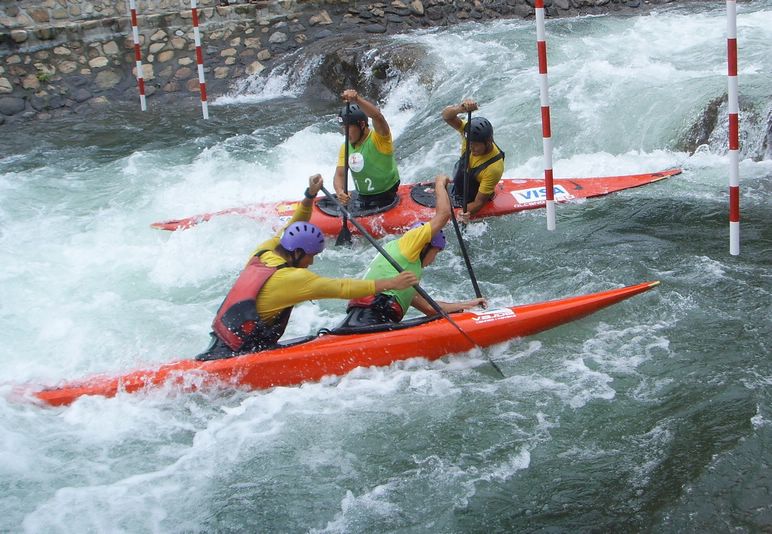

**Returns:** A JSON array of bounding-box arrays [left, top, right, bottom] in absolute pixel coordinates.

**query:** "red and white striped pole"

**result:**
[[191, 0, 209, 119], [535, 0, 556, 230], [726, 0, 740, 255], [128, 0, 146, 111]]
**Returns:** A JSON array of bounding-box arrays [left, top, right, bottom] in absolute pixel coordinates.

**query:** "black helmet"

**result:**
[[467, 117, 493, 142], [338, 103, 368, 126]]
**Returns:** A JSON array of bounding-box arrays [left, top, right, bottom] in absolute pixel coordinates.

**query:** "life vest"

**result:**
[[347, 130, 400, 196], [349, 238, 423, 320], [347, 294, 404, 323], [452, 144, 505, 200], [211, 251, 291, 353]]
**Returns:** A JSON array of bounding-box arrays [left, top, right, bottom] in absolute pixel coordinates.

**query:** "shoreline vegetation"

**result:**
[[0, 0, 699, 127]]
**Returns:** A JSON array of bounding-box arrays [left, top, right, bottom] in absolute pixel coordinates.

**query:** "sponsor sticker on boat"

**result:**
[[511, 185, 573, 205], [471, 308, 515, 324]]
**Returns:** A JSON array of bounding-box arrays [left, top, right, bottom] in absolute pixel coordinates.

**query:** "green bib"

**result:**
[[348, 131, 400, 195], [362, 239, 422, 318]]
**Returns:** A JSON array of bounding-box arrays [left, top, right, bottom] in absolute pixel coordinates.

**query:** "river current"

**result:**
[[1, 1, 770, 532]]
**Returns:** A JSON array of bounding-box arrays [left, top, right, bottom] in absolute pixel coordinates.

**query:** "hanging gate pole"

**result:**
[[726, 0, 740, 255], [127, 0, 146, 111], [191, 0, 209, 119], [534, 0, 556, 230]]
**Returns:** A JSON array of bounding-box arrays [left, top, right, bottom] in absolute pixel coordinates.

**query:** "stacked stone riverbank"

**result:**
[[0, 0, 687, 126]]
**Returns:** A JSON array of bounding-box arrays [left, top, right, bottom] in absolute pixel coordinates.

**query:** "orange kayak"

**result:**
[[151, 169, 680, 236], [26, 281, 659, 407]]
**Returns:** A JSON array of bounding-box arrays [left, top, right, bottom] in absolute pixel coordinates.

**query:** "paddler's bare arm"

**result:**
[[333, 164, 350, 204], [429, 174, 452, 236], [302, 173, 323, 208], [442, 98, 479, 131], [253, 174, 323, 254], [343, 89, 390, 138], [375, 271, 418, 293], [460, 191, 493, 223], [411, 294, 487, 316]]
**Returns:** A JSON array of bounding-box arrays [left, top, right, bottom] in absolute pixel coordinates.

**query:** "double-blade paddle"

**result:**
[[321, 185, 504, 378], [336, 102, 353, 246]]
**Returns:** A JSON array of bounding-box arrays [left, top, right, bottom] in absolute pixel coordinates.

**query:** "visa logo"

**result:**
[[512, 185, 571, 204]]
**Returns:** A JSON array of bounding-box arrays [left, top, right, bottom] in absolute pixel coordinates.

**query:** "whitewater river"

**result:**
[[1, 1, 770, 531]]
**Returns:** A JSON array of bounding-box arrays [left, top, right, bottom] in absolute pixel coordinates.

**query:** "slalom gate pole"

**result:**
[[128, 0, 146, 111], [191, 0, 209, 119], [726, 0, 740, 255], [535, 0, 556, 230]]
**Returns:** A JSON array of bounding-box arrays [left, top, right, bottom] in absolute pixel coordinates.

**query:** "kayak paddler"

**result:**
[[339, 174, 487, 328], [441, 98, 505, 223], [333, 89, 400, 210], [197, 174, 418, 360]]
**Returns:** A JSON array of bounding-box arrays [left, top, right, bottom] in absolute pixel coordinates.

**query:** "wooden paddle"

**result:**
[[335, 101, 353, 246], [321, 185, 504, 378]]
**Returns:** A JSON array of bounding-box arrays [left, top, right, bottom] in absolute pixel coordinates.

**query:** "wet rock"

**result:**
[[269, 32, 288, 44], [677, 95, 722, 155], [410, 0, 425, 15], [88, 57, 109, 69], [162, 81, 180, 92], [297, 36, 433, 103], [95, 70, 122, 90], [64, 75, 90, 88], [103, 41, 120, 56], [175, 67, 193, 79], [426, 6, 444, 19], [365, 24, 387, 33], [11, 30, 29, 43], [149, 42, 166, 54], [246, 61, 265, 75], [21, 75, 40, 91], [30, 94, 48, 111], [313, 29, 335, 40], [157, 50, 175, 62], [0, 97, 26, 116], [185, 78, 200, 92], [309, 10, 333, 25], [73, 88, 92, 102]]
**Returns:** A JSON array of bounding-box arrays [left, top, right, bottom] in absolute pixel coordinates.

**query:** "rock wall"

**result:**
[[0, 0, 670, 125]]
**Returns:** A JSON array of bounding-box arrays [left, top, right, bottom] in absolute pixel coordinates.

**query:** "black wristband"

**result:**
[[304, 188, 315, 200]]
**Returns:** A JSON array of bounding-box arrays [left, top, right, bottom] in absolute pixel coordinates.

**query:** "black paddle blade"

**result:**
[[335, 222, 352, 246]]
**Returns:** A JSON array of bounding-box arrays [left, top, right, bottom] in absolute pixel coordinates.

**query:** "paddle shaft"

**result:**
[[463, 111, 472, 219], [320, 185, 484, 352], [448, 190, 483, 299], [336, 102, 352, 245], [448, 110, 482, 298]]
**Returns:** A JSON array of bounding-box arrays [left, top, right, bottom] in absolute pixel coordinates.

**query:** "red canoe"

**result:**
[[25, 281, 659, 407], [151, 169, 680, 237]]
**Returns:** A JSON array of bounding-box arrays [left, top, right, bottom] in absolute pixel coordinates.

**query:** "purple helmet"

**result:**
[[409, 222, 446, 250], [280, 222, 325, 255]]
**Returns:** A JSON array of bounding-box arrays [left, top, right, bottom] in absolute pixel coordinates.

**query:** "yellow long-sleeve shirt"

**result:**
[[249, 202, 376, 324]]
